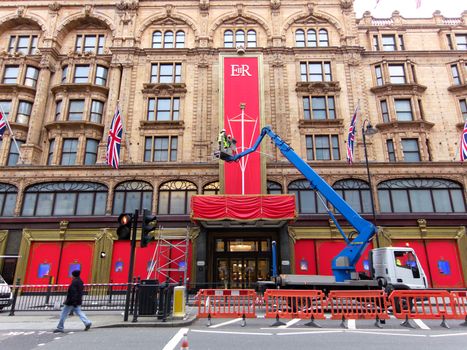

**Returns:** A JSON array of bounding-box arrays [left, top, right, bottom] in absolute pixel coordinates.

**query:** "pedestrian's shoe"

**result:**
[[53, 329, 64, 333], [85, 323, 92, 331]]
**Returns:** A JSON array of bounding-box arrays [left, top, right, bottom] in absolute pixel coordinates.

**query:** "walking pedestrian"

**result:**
[[53, 270, 92, 333]]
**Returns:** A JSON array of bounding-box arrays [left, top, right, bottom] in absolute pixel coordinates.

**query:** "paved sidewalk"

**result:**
[[0, 307, 197, 331]]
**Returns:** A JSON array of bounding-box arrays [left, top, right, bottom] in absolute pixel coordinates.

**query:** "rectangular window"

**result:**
[[68, 100, 85, 121], [302, 96, 336, 120], [147, 97, 180, 121], [8, 35, 38, 55], [16, 101, 33, 124], [0, 100, 12, 118], [459, 99, 467, 121], [75, 34, 105, 54], [73, 65, 90, 83], [95, 65, 108, 86], [61, 65, 68, 83], [380, 100, 390, 123], [401, 138, 421, 162], [451, 64, 461, 85], [386, 139, 396, 162], [47, 139, 55, 165], [85, 139, 99, 165], [61, 139, 78, 165], [388, 64, 406, 84], [455, 34, 467, 50], [398, 34, 405, 50], [3, 66, 19, 84], [382, 35, 396, 51], [144, 136, 178, 162], [24, 66, 39, 88], [90, 100, 104, 123], [150, 63, 182, 83], [55, 100, 62, 121], [305, 135, 339, 161], [395, 99, 413, 121], [372, 35, 379, 50], [446, 34, 454, 50], [7, 140, 25, 166], [375, 65, 383, 86], [300, 62, 332, 82]]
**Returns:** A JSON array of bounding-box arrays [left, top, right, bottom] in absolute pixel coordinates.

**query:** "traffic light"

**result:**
[[117, 213, 133, 240], [141, 209, 157, 248]]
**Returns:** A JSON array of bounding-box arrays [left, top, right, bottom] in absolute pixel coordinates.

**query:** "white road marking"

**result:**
[[277, 331, 344, 336], [348, 330, 426, 337], [413, 319, 430, 330], [209, 318, 242, 328], [278, 318, 301, 329], [429, 333, 467, 338], [191, 329, 273, 336], [347, 319, 356, 330], [162, 328, 189, 350]]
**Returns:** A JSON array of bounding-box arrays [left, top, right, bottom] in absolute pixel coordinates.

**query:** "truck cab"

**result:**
[[371, 247, 428, 289]]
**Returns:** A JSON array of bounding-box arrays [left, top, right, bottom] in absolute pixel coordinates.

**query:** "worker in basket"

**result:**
[[218, 129, 229, 152]]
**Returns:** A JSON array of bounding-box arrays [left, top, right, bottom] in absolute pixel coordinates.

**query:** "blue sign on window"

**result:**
[[38, 263, 50, 278], [438, 260, 451, 275], [363, 259, 369, 271]]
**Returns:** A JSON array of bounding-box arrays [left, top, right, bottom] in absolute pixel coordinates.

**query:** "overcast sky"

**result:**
[[354, 0, 466, 18]]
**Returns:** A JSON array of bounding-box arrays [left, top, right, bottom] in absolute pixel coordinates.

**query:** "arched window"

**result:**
[[175, 31, 185, 48], [235, 30, 245, 47], [288, 180, 326, 214], [319, 29, 329, 47], [158, 180, 197, 215], [152, 31, 162, 48], [0, 183, 17, 216], [307, 29, 317, 47], [164, 31, 174, 48], [295, 29, 305, 47], [247, 30, 257, 47], [224, 30, 234, 47], [203, 181, 220, 195], [378, 178, 466, 213], [333, 179, 372, 214], [267, 181, 282, 195], [22, 182, 108, 216], [112, 181, 153, 215]]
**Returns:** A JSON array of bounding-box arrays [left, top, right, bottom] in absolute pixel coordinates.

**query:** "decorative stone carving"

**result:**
[[199, 0, 209, 12], [142, 83, 187, 96], [236, 3, 244, 16], [271, 53, 284, 67], [48, 2, 61, 12], [84, 4, 93, 17], [307, 2, 315, 15], [116, 1, 139, 11], [340, 0, 353, 10], [166, 4, 174, 16], [17, 6, 26, 17], [59, 220, 69, 236], [270, 0, 280, 10]]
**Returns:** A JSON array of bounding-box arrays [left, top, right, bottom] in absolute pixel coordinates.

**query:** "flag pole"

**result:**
[[0, 103, 24, 164], [116, 100, 132, 164]]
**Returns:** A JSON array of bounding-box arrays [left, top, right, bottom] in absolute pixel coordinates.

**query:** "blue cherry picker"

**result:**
[[218, 126, 428, 291]]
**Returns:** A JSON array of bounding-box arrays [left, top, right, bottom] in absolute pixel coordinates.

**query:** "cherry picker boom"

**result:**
[[219, 126, 428, 290]]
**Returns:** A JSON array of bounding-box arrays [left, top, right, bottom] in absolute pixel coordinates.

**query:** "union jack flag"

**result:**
[[461, 119, 467, 162], [106, 106, 123, 169], [347, 105, 359, 164], [0, 111, 6, 139]]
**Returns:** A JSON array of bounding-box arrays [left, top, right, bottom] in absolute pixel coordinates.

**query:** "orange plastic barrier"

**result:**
[[197, 289, 257, 318], [264, 289, 326, 320], [328, 290, 389, 320], [389, 290, 454, 320], [449, 291, 467, 320]]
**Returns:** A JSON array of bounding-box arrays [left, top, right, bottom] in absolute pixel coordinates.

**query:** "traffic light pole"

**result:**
[[124, 209, 138, 322]]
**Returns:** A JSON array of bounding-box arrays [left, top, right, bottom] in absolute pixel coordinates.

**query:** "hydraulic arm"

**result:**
[[222, 126, 377, 282]]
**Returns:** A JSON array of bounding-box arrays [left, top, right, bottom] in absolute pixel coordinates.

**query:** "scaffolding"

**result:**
[[146, 227, 190, 285]]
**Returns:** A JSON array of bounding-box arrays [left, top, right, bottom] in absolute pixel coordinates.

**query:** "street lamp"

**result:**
[[362, 119, 379, 247]]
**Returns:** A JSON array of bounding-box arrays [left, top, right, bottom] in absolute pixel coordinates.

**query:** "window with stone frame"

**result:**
[[2, 66, 19, 84], [0, 183, 17, 216], [90, 100, 105, 123], [460, 99, 467, 121], [8, 35, 38, 55], [302, 96, 336, 120], [157, 180, 197, 215], [84, 139, 99, 165], [378, 178, 466, 213], [267, 181, 282, 195], [21, 182, 108, 216], [0, 100, 11, 119], [450, 64, 462, 85], [16, 100, 33, 125], [73, 65, 90, 83], [7, 139, 25, 166], [152, 30, 185, 48], [394, 99, 414, 121], [388, 64, 406, 84], [67, 100, 85, 121], [454, 34, 467, 50], [333, 179, 372, 214], [61, 65, 68, 83], [223, 29, 257, 48], [47, 139, 55, 165], [61, 138, 79, 165], [380, 100, 390, 123], [144, 136, 178, 162], [54, 100, 62, 121], [300, 62, 332, 82], [24, 66, 39, 88], [95, 65, 108, 86], [373, 34, 405, 51], [373, 62, 414, 86], [112, 181, 154, 215], [202, 181, 220, 195], [305, 134, 340, 161], [288, 179, 327, 214], [150, 63, 182, 83], [401, 138, 421, 162], [295, 28, 329, 47], [147, 97, 180, 121], [386, 139, 396, 162], [75, 34, 105, 54]]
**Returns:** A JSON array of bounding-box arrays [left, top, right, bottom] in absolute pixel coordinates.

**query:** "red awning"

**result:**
[[190, 195, 297, 222]]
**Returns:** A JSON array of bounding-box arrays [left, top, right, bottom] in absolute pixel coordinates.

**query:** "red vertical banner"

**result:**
[[222, 56, 262, 194]]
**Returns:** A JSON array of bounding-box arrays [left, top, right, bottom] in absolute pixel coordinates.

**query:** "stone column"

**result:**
[[22, 54, 55, 165]]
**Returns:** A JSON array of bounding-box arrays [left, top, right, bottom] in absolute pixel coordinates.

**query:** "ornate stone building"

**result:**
[[0, 1, 465, 289]]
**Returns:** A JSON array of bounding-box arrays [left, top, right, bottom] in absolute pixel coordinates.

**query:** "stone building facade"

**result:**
[[0, 1, 465, 289]]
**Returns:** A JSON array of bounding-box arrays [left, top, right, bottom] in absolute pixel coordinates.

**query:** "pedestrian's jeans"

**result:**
[[56, 304, 92, 331]]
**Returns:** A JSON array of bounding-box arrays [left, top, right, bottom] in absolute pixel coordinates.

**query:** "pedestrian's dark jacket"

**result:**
[[64, 277, 84, 306]]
